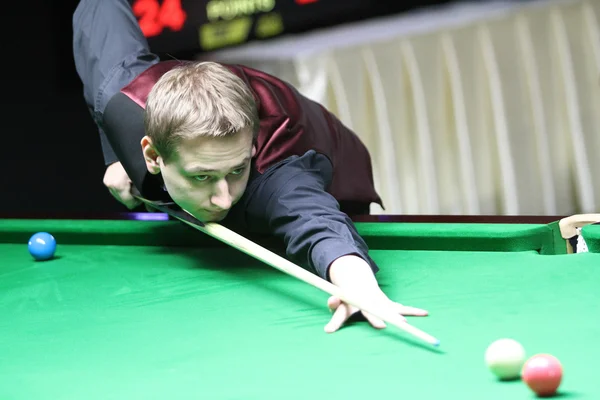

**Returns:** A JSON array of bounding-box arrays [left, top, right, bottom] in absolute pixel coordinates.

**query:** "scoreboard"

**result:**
[[128, 0, 453, 54]]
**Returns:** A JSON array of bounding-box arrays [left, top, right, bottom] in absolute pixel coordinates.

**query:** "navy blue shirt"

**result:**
[[227, 150, 377, 279]]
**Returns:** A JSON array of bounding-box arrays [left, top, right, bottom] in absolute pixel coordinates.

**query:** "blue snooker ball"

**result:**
[[28, 232, 56, 261]]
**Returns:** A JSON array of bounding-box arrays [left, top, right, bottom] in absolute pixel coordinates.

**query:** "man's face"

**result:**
[[142, 128, 256, 222]]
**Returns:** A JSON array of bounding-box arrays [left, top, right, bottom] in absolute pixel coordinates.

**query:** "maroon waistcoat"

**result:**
[[120, 60, 382, 207]]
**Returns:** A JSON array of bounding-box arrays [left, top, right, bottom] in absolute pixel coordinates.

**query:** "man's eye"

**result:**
[[230, 168, 244, 176], [194, 175, 209, 182]]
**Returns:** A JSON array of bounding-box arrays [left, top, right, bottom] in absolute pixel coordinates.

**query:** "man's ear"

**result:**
[[141, 136, 161, 174], [251, 144, 257, 157]]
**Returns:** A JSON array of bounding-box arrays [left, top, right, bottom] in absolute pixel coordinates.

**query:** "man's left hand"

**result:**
[[325, 254, 428, 333], [324, 294, 428, 333]]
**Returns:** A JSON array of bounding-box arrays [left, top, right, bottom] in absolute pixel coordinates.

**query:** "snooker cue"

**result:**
[[134, 195, 440, 347]]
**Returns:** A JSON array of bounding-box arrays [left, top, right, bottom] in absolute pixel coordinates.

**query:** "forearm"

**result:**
[[95, 113, 120, 165], [242, 151, 380, 279]]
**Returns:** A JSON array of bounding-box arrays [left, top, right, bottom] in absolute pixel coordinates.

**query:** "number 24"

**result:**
[[132, 0, 187, 37]]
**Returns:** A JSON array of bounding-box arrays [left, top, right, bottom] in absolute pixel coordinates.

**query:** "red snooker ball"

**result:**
[[521, 354, 563, 397]]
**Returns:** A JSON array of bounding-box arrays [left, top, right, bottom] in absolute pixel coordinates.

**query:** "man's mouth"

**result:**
[[205, 210, 228, 218]]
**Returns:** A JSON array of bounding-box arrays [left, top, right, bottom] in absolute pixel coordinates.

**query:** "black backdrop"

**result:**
[[4, 0, 120, 214]]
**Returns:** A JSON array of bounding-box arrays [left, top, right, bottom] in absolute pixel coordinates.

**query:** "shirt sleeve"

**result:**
[[72, 0, 159, 165], [242, 150, 379, 280]]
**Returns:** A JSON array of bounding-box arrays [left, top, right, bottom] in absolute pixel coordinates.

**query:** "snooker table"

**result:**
[[1, 214, 600, 399]]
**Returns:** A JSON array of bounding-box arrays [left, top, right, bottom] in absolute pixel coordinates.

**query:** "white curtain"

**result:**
[[206, 0, 600, 215]]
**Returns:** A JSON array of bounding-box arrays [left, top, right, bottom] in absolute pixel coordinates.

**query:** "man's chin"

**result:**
[[203, 211, 229, 222]]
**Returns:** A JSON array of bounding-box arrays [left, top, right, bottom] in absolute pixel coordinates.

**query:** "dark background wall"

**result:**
[[4, 0, 121, 214]]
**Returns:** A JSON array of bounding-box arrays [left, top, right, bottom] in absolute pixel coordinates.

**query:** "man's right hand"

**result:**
[[103, 162, 141, 209]]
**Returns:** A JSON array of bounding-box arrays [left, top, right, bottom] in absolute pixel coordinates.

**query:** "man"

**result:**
[[73, 0, 428, 333]]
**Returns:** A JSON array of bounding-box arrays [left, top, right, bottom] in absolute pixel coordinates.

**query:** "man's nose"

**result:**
[[210, 180, 232, 210]]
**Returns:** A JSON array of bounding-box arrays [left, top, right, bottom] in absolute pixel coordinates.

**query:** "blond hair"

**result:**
[[144, 61, 259, 162]]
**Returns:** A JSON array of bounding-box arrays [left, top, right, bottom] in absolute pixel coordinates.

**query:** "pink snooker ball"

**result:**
[[521, 354, 563, 397]]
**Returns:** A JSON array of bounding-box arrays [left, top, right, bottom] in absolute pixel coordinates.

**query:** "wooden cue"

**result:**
[[136, 196, 440, 347]]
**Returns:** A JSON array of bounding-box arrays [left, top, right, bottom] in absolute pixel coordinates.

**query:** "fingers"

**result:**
[[118, 185, 142, 209], [108, 186, 141, 210], [324, 296, 428, 333], [362, 311, 387, 329], [324, 304, 350, 333], [327, 296, 342, 312], [325, 305, 387, 332], [394, 304, 429, 317], [104, 162, 141, 210], [325, 296, 386, 332]]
